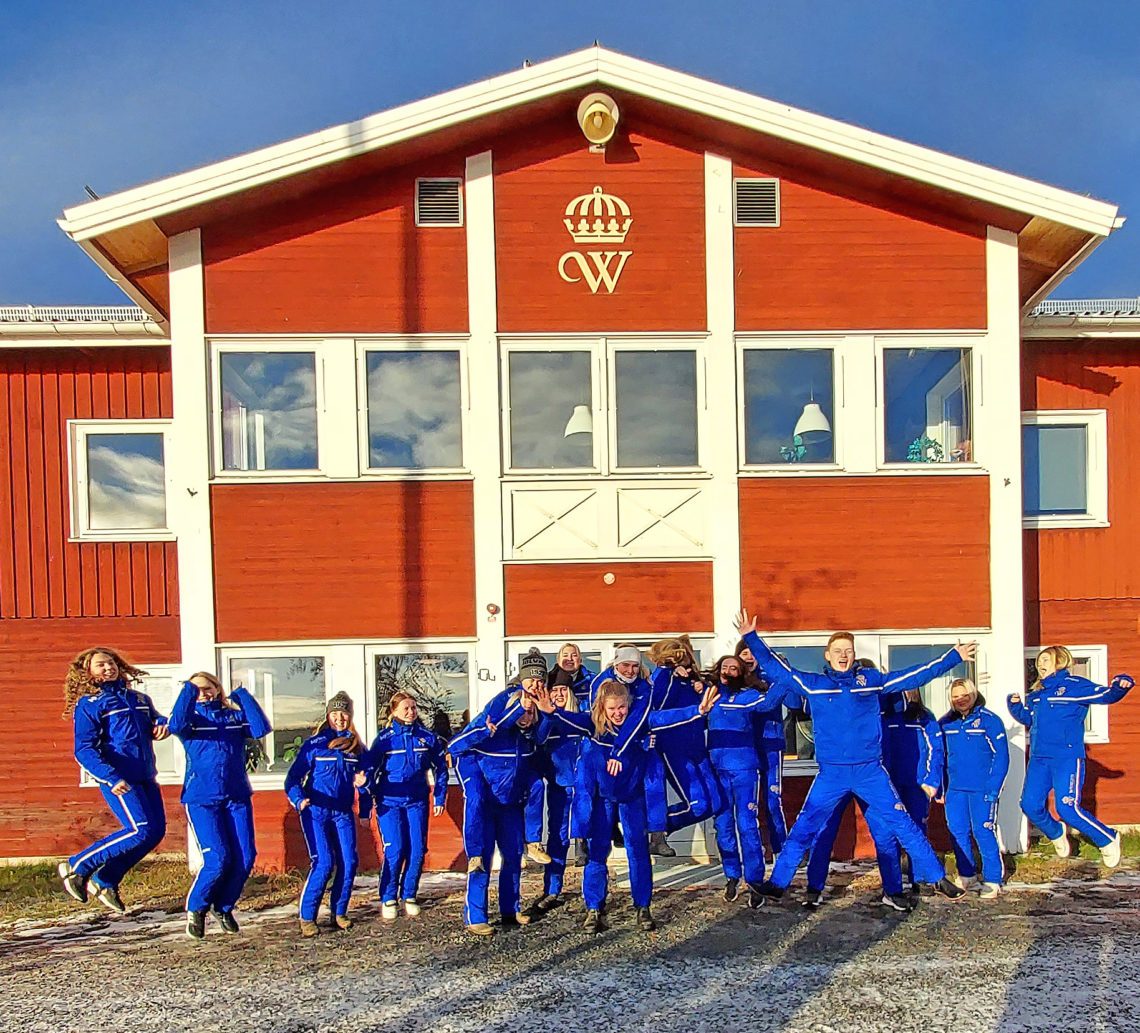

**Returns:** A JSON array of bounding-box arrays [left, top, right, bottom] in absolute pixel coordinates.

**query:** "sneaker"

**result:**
[[403, 899, 421, 917], [648, 832, 676, 858], [212, 908, 240, 934], [723, 878, 740, 903], [881, 893, 914, 912], [381, 901, 398, 920], [1051, 828, 1072, 859], [526, 842, 552, 865], [935, 878, 966, 901], [186, 910, 206, 939], [466, 922, 494, 937], [802, 889, 824, 910], [466, 856, 485, 874], [92, 883, 127, 914], [978, 882, 1001, 900], [951, 874, 976, 891], [1101, 833, 1122, 869], [334, 914, 354, 930], [57, 861, 87, 903], [635, 906, 656, 931], [753, 880, 784, 901], [533, 893, 564, 913], [299, 919, 320, 938], [583, 909, 603, 933], [747, 883, 768, 909]]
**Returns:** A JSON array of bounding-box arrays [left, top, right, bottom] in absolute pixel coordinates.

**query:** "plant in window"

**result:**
[[281, 736, 305, 764], [906, 435, 945, 463], [779, 434, 807, 462]]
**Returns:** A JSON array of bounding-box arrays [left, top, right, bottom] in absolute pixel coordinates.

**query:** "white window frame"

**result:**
[[501, 337, 708, 477], [1021, 410, 1108, 529], [880, 634, 980, 723], [78, 664, 185, 788], [355, 339, 471, 478], [736, 339, 844, 473], [876, 339, 981, 472], [1024, 644, 1110, 744], [210, 339, 327, 480], [67, 419, 175, 542]]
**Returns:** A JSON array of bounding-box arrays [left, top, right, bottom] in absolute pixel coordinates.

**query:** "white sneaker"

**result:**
[[381, 901, 398, 920], [403, 898, 421, 917], [978, 882, 1001, 899], [1101, 833, 1122, 869], [1051, 829, 1072, 859]]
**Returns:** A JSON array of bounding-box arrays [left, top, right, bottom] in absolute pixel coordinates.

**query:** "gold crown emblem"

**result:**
[[563, 186, 632, 244]]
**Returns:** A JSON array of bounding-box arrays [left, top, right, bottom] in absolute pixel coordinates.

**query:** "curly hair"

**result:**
[[648, 635, 699, 673], [63, 647, 148, 717]]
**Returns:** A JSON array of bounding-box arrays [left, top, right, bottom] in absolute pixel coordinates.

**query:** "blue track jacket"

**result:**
[[1008, 670, 1132, 759], [881, 701, 945, 794], [366, 720, 448, 808], [73, 680, 167, 786], [940, 702, 1008, 798], [285, 732, 366, 813], [167, 682, 272, 805], [742, 631, 965, 766], [707, 687, 772, 771], [535, 709, 586, 787], [447, 687, 538, 804]]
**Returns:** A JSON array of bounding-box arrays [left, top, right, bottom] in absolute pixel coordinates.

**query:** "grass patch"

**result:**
[[942, 829, 1140, 885], [0, 858, 303, 927]]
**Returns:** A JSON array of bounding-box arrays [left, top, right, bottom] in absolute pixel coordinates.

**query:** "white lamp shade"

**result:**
[[563, 404, 593, 437], [794, 401, 831, 442]]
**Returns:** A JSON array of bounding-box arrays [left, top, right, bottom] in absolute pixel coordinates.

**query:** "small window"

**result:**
[[415, 178, 463, 227], [365, 350, 463, 470], [613, 350, 698, 469], [231, 656, 326, 774], [1022, 411, 1107, 528], [374, 652, 471, 740], [507, 350, 595, 471], [68, 420, 172, 541], [1024, 645, 1109, 743], [734, 178, 781, 227], [883, 347, 972, 465], [742, 348, 835, 465], [218, 351, 319, 472]]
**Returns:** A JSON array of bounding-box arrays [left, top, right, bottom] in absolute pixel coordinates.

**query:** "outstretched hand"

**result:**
[[955, 641, 978, 663], [606, 758, 623, 777], [532, 684, 556, 714], [733, 608, 758, 635], [698, 684, 721, 715]]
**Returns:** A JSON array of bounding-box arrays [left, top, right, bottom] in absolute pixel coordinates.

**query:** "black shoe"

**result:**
[[648, 832, 676, 858], [747, 883, 768, 909], [92, 884, 127, 914], [583, 909, 603, 933], [723, 878, 740, 903], [881, 893, 915, 912], [754, 880, 784, 901], [802, 889, 824, 910], [213, 908, 240, 933], [573, 840, 588, 868], [57, 862, 87, 903], [635, 906, 656, 931], [186, 910, 207, 940], [532, 893, 564, 913], [935, 878, 966, 901]]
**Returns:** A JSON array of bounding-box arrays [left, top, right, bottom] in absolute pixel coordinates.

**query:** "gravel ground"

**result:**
[[5, 864, 1140, 1033]]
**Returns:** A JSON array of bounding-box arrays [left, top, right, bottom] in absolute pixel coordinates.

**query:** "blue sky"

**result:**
[[2, 0, 1139, 304]]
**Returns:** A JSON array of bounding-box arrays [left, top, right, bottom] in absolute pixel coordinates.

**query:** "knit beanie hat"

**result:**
[[519, 648, 548, 682], [613, 646, 641, 666], [549, 665, 576, 688], [326, 691, 354, 716]]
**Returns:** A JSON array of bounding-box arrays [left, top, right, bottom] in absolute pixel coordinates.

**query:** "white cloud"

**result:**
[[367, 353, 462, 467], [86, 444, 166, 529]]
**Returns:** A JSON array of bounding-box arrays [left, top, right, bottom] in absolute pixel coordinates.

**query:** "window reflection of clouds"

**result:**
[[374, 652, 470, 737], [220, 353, 318, 470], [614, 351, 697, 468], [229, 657, 326, 771], [508, 352, 593, 469], [743, 350, 834, 464], [86, 433, 167, 529], [366, 352, 462, 469]]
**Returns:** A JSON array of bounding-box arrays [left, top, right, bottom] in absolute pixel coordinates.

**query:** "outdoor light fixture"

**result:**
[[563, 403, 593, 437], [577, 92, 619, 148]]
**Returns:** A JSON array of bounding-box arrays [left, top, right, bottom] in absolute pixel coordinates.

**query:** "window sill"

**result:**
[[739, 464, 845, 476], [70, 531, 177, 544], [783, 759, 820, 776], [1023, 516, 1110, 530], [503, 470, 712, 482], [876, 463, 987, 476]]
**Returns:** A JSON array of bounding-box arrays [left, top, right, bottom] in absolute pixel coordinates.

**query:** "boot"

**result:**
[[466, 922, 494, 937], [299, 919, 320, 938], [467, 856, 484, 874], [648, 832, 676, 858], [334, 914, 354, 930], [635, 906, 656, 931], [583, 909, 603, 933], [186, 910, 206, 940], [526, 842, 552, 865], [573, 839, 588, 868]]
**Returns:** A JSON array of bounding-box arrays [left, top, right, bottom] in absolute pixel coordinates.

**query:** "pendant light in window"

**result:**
[[793, 389, 831, 444], [563, 404, 593, 437]]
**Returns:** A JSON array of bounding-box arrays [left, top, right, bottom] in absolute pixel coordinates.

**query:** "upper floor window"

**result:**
[[740, 347, 836, 466], [68, 420, 173, 541], [882, 346, 973, 465], [1021, 410, 1108, 528]]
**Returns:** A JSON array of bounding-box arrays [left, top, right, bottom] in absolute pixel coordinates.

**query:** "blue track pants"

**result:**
[[299, 805, 358, 920], [1021, 754, 1115, 849], [712, 767, 765, 886], [378, 800, 429, 903], [185, 798, 256, 913], [583, 794, 652, 909], [70, 779, 166, 890]]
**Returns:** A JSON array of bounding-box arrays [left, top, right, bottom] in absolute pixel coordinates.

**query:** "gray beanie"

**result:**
[[519, 648, 548, 681], [326, 691, 354, 715], [613, 646, 641, 666]]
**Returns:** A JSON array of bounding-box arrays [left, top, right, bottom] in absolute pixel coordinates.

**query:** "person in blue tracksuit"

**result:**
[[552, 642, 597, 710], [167, 670, 272, 939], [737, 638, 789, 859], [59, 647, 169, 914], [449, 648, 545, 936], [285, 692, 369, 936], [366, 691, 448, 920], [940, 678, 1009, 897], [705, 655, 780, 902], [735, 608, 974, 904], [536, 676, 720, 932], [1009, 646, 1134, 867]]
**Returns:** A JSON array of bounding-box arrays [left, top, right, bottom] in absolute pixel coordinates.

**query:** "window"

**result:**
[[769, 644, 827, 764], [374, 651, 472, 739], [1024, 645, 1109, 744], [884, 643, 974, 719], [229, 655, 327, 774], [68, 420, 172, 541], [363, 349, 464, 470], [882, 347, 973, 465], [1021, 411, 1108, 528], [503, 340, 703, 475], [741, 348, 836, 466], [217, 349, 319, 473]]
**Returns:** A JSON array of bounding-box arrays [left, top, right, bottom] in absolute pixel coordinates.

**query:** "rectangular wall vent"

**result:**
[[733, 178, 781, 227], [415, 178, 464, 226]]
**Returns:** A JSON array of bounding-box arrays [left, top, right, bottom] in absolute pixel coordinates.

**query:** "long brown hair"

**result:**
[[63, 647, 148, 717], [648, 635, 699, 673], [591, 679, 631, 737], [315, 715, 364, 754], [1031, 646, 1074, 692]]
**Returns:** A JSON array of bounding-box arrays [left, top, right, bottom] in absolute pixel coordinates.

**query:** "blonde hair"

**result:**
[[63, 647, 148, 717], [591, 679, 631, 736], [648, 635, 698, 671], [826, 632, 855, 651], [557, 643, 582, 664], [1032, 646, 1074, 691], [188, 671, 239, 710], [386, 691, 417, 726], [949, 677, 978, 706]]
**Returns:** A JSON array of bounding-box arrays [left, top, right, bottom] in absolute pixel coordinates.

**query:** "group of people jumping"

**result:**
[[57, 612, 1133, 939]]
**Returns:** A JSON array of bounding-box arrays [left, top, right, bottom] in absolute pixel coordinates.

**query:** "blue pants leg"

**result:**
[[583, 798, 617, 911], [853, 763, 944, 884], [758, 745, 788, 854], [968, 793, 1004, 884], [327, 810, 359, 917], [213, 799, 257, 912], [400, 801, 430, 901], [1020, 756, 1063, 840], [806, 792, 852, 892], [876, 784, 929, 895], [76, 780, 166, 889], [457, 754, 488, 861], [463, 798, 496, 926], [524, 773, 546, 844], [543, 784, 573, 897], [1054, 756, 1115, 848], [771, 766, 854, 888], [185, 802, 231, 912], [644, 751, 668, 833], [299, 806, 334, 921], [619, 795, 653, 908], [378, 804, 409, 904], [713, 769, 743, 881], [944, 789, 977, 879]]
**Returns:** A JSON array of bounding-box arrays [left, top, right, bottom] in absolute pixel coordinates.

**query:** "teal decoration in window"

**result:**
[[906, 435, 945, 463]]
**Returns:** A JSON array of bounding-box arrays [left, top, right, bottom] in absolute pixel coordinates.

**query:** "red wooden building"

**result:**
[[1, 47, 1134, 870]]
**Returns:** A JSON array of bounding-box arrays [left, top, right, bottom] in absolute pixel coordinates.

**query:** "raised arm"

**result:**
[[166, 681, 200, 738], [878, 645, 971, 694], [230, 686, 272, 739], [447, 696, 524, 755], [1050, 673, 1135, 706]]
